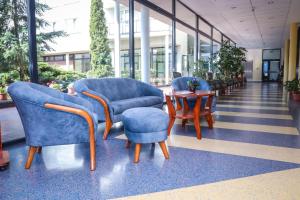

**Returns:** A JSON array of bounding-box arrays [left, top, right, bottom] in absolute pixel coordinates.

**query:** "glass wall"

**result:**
[[39, 0, 236, 86], [176, 23, 195, 76], [199, 34, 211, 68], [132, 2, 172, 86]]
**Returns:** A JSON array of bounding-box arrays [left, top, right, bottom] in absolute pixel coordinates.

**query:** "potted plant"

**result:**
[[284, 79, 300, 101], [0, 86, 7, 100], [187, 78, 199, 93]]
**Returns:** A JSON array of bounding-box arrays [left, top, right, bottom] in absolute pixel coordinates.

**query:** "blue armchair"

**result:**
[[8, 82, 98, 171], [74, 78, 164, 140], [171, 77, 216, 112]]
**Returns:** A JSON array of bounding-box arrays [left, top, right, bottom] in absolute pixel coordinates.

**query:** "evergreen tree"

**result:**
[[89, 0, 113, 77], [0, 0, 64, 80]]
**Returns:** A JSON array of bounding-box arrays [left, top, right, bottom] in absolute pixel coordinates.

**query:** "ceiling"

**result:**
[[180, 0, 300, 49]]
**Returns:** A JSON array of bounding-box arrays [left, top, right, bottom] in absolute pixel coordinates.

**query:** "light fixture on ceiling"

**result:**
[[231, 6, 237, 9], [267, 0, 274, 5], [240, 20, 244, 23]]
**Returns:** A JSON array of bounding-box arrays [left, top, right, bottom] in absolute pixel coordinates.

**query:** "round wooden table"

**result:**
[[165, 90, 215, 140]]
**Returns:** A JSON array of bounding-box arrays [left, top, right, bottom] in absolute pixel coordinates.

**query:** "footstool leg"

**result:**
[[159, 141, 169, 159], [125, 140, 131, 148], [134, 144, 141, 163]]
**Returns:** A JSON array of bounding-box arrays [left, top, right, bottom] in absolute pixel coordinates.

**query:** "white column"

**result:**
[[114, 0, 121, 77], [164, 35, 169, 84], [140, 5, 150, 83]]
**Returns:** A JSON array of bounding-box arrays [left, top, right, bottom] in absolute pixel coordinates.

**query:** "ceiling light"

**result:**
[[267, 0, 274, 5], [240, 20, 244, 22], [231, 6, 237, 9]]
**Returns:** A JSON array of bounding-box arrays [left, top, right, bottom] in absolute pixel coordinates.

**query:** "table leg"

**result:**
[[182, 97, 190, 128], [193, 97, 202, 140], [205, 95, 214, 129], [166, 95, 176, 136]]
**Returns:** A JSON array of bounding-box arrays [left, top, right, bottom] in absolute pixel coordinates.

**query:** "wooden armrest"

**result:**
[[44, 103, 96, 170]]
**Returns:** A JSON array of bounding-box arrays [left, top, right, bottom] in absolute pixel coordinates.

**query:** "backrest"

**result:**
[[171, 77, 211, 91], [74, 78, 147, 101], [8, 82, 62, 105]]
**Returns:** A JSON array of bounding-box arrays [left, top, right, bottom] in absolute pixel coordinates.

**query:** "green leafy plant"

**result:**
[[284, 79, 300, 92], [193, 59, 209, 79], [39, 62, 86, 92], [0, 86, 7, 94], [49, 82, 63, 91], [0, 1, 65, 80], [217, 41, 246, 79], [89, 0, 113, 77], [187, 78, 199, 92]]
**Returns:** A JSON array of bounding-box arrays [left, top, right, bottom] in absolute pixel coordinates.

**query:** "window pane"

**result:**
[[263, 49, 280, 60], [199, 34, 211, 69], [133, 3, 172, 86], [148, 0, 172, 13], [176, 1, 196, 28], [199, 18, 211, 36], [176, 23, 195, 77], [213, 29, 222, 42]]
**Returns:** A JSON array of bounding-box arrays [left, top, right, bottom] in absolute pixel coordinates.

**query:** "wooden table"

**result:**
[[165, 90, 215, 140]]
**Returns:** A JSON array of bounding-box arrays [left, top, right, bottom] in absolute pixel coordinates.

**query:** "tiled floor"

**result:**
[[1, 82, 300, 200]]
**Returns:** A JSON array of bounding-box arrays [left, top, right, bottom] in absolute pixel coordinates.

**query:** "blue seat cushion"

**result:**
[[124, 129, 168, 144], [111, 96, 163, 115], [122, 107, 169, 133]]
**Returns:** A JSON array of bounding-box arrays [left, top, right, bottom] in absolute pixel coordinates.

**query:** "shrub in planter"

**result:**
[[284, 79, 300, 101], [0, 86, 7, 100]]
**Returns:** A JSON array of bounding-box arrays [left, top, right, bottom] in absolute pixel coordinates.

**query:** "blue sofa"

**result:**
[[74, 78, 164, 139], [8, 82, 98, 171], [171, 77, 216, 112]]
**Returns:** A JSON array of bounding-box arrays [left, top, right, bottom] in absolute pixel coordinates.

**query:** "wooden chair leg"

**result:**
[[103, 119, 113, 140], [159, 141, 169, 159], [37, 147, 42, 154], [134, 144, 141, 163], [25, 147, 37, 169], [125, 140, 131, 148]]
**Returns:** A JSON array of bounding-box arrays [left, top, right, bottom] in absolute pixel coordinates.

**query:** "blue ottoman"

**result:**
[[122, 107, 170, 163]]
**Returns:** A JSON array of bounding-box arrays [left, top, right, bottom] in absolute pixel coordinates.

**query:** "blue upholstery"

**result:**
[[74, 78, 164, 122], [171, 77, 216, 112], [8, 82, 98, 147], [122, 107, 169, 144]]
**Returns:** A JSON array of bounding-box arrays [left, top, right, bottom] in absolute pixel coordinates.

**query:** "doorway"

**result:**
[[262, 60, 280, 81], [262, 49, 281, 82]]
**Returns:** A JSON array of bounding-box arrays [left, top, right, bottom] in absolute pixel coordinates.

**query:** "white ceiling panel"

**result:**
[[179, 0, 299, 49]]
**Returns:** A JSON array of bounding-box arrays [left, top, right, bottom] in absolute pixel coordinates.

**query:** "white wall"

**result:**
[[246, 49, 262, 81]]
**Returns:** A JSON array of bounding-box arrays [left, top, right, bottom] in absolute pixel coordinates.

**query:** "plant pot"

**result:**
[[0, 93, 7, 100], [292, 91, 300, 101], [188, 86, 196, 93]]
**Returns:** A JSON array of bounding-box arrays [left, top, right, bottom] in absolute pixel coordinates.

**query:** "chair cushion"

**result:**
[[111, 96, 163, 115], [122, 107, 169, 133]]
